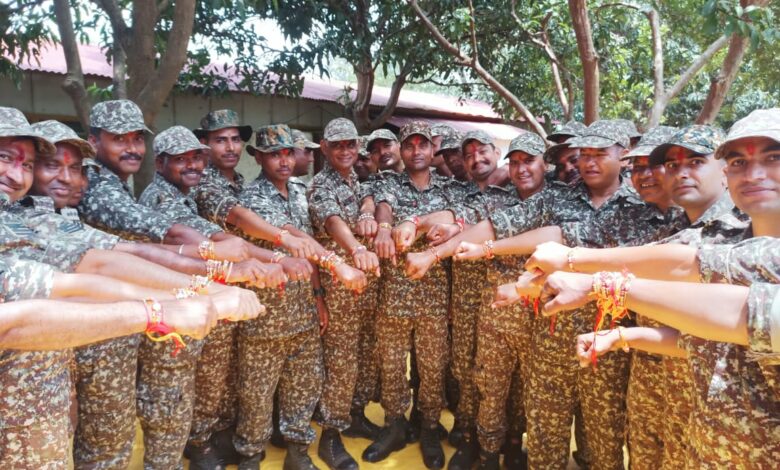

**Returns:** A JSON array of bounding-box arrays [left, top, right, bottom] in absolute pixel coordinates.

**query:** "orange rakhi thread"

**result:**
[[589, 271, 635, 369]]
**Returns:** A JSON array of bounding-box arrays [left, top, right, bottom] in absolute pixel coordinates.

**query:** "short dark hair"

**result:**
[[89, 127, 102, 138]]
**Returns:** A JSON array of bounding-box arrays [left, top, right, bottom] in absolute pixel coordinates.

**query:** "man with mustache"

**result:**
[[291, 128, 318, 181], [353, 135, 376, 183], [436, 129, 468, 182], [189, 109, 321, 466]]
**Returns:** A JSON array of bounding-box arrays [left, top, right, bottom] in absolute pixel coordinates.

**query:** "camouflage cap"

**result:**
[[505, 132, 547, 159], [358, 135, 370, 157], [461, 130, 494, 152], [153, 125, 210, 157], [291, 129, 319, 150], [431, 123, 455, 138], [0, 107, 56, 156], [435, 130, 463, 155], [648, 125, 726, 166], [624, 125, 679, 160], [399, 120, 433, 143], [566, 120, 631, 150], [193, 109, 252, 141], [366, 128, 398, 151], [90, 100, 152, 135], [323, 118, 359, 142], [548, 120, 587, 143], [246, 124, 295, 155], [543, 141, 574, 164], [613, 119, 642, 139], [715, 108, 780, 159], [31, 120, 95, 158]]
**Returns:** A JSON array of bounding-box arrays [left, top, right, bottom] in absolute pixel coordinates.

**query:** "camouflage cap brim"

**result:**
[[547, 131, 577, 142], [99, 121, 153, 136], [543, 142, 571, 163], [715, 131, 780, 159], [0, 126, 57, 156], [193, 125, 253, 142], [324, 132, 359, 143], [567, 135, 623, 149], [648, 142, 714, 166], [623, 144, 657, 160], [246, 143, 295, 155], [159, 141, 211, 157], [58, 138, 96, 159]]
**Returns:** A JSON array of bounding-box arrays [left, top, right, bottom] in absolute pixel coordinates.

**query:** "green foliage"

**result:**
[[0, 1, 56, 86]]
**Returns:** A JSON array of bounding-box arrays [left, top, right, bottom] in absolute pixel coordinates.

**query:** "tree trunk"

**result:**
[[568, 0, 599, 124], [52, 0, 91, 131], [695, 0, 768, 124]]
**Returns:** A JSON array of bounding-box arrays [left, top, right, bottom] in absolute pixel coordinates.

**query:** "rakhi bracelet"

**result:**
[[567, 248, 579, 272], [198, 240, 216, 260], [142, 298, 186, 357], [320, 251, 345, 273], [172, 287, 198, 299], [428, 246, 442, 263], [589, 271, 635, 367], [617, 326, 630, 352], [206, 259, 233, 284], [358, 212, 375, 221], [454, 218, 465, 233], [351, 244, 367, 256], [189, 275, 211, 293], [482, 239, 495, 259], [271, 251, 286, 263], [378, 222, 393, 231], [275, 230, 289, 247], [399, 215, 419, 229]]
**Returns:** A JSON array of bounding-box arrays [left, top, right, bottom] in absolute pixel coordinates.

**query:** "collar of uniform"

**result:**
[[91, 159, 133, 194], [17, 195, 56, 212], [152, 172, 188, 200], [255, 172, 305, 199], [399, 169, 445, 190], [206, 163, 245, 189], [690, 191, 736, 227], [568, 177, 643, 207], [323, 164, 359, 188], [0, 191, 10, 210]]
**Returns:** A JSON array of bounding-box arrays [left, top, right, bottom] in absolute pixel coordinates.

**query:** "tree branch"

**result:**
[[467, 0, 479, 64], [568, 0, 600, 123], [368, 60, 414, 131], [53, 0, 90, 130], [407, 0, 547, 137], [92, 0, 128, 46]]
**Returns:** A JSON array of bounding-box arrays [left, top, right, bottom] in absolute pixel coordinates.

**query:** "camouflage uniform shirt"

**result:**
[[139, 173, 222, 237], [192, 164, 246, 229], [307, 165, 362, 255], [239, 174, 316, 339], [78, 161, 175, 241]]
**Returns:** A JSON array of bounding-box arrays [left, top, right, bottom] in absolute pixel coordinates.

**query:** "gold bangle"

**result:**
[[378, 222, 392, 231], [567, 248, 578, 272], [617, 326, 630, 352]]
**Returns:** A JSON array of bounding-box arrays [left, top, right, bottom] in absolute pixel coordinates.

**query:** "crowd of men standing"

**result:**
[[0, 98, 778, 470]]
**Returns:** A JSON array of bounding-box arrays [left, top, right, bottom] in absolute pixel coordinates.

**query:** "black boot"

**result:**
[[447, 418, 466, 447], [185, 442, 225, 470], [342, 408, 382, 440], [362, 416, 407, 462], [284, 442, 319, 470], [318, 428, 358, 470], [503, 440, 527, 470], [210, 427, 250, 466], [406, 406, 422, 443], [420, 420, 445, 469], [237, 452, 264, 470], [271, 396, 287, 449], [477, 450, 500, 470], [447, 430, 478, 470]]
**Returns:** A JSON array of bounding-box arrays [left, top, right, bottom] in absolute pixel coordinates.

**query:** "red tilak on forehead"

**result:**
[[407, 135, 426, 145], [671, 146, 686, 163], [11, 144, 27, 168], [745, 142, 756, 156], [61, 148, 74, 166]]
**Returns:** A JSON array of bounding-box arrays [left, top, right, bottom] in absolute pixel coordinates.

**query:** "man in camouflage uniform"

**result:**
[[135, 125, 225, 469], [471, 121, 670, 469], [307, 118, 380, 470], [431, 123, 455, 178], [291, 128, 318, 181], [616, 125, 681, 470], [233, 124, 327, 470], [435, 128, 467, 182], [74, 100, 207, 469], [189, 109, 316, 466], [363, 121, 460, 469], [353, 135, 377, 182], [367, 128, 403, 173]]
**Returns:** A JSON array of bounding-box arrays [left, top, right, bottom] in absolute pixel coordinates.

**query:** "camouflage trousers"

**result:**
[[0, 411, 70, 470], [352, 277, 381, 410], [450, 262, 486, 429], [317, 270, 377, 431], [626, 351, 665, 470], [474, 319, 527, 453], [137, 334, 205, 470], [660, 356, 693, 470], [73, 334, 140, 469], [376, 312, 448, 422], [188, 321, 238, 447], [234, 327, 323, 456], [525, 313, 630, 470]]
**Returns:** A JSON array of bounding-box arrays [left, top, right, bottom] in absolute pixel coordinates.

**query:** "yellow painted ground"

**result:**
[[126, 403, 595, 469]]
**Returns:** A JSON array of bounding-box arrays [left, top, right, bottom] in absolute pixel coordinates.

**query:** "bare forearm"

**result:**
[[229, 206, 285, 242], [325, 216, 362, 253], [51, 272, 174, 301], [115, 243, 206, 275], [376, 202, 393, 225], [418, 210, 455, 231], [163, 223, 209, 245], [0, 300, 148, 350], [626, 279, 749, 345], [76, 249, 192, 289], [622, 326, 687, 358], [493, 226, 563, 257], [573, 244, 700, 282]]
